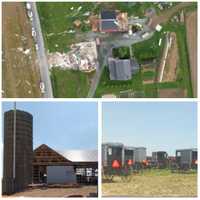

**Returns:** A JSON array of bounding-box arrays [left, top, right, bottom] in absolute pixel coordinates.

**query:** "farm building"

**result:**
[[33, 144, 98, 185], [99, 10, 128, 33], [108, 57, 139, 80], [32, 144, 75, 184], [2, 109, 33, 195], [59, 150, 98, 184]]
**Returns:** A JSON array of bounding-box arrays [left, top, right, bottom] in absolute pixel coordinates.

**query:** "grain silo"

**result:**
[[2, 109, 33, 195]]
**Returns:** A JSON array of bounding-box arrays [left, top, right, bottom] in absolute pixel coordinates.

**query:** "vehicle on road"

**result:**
[[32, 27, 36, 38], [40, 82, 45, 93], [27, 10, 33, 20], [26, 3, 31, 10], [35, 44, 39, 51]]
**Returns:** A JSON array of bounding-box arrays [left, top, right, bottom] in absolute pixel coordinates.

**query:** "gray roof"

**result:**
[[101, 20, 118, 32], [176, 148, 197, 152], [58, 150, 98, 162], [108, 57, 139, 80], [103, 142, 124, 147], [101, 11, 116, 19]]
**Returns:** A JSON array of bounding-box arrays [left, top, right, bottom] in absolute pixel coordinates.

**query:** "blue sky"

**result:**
[[2, 102, 98, 150], [102, 102, 197, 156]]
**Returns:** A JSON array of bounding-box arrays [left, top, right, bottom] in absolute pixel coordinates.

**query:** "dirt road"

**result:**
[[163, 32, 179, 82], [2, 2, 41, 97], [186, 11, 197, 97], [4, 186, 97, 197], [150, 2, 193, 28]]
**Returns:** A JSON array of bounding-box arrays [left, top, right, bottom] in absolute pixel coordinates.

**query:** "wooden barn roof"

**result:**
[[33, 144, 73, 166]]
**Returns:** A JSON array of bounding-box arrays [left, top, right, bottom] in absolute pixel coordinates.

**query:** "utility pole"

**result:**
[[13, 102, 16, 179]]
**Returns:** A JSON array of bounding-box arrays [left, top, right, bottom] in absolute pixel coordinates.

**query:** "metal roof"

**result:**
[[108, 57, 139, 80], [58, 150, 98, 162], [101, 20, 118, 32], [103, 142, 124, 147], [176, 148, 197, 152]]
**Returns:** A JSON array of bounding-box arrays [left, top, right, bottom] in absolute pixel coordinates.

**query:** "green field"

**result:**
[[37, 2, 97, 53], [50, 68, 90, 98], [132, 31, 165, 63], [102, 169, 197, 197], [95, 68, 143, 98]]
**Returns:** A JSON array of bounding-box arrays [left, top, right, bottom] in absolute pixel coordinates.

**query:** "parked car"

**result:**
[[40, 82, 45, 94]]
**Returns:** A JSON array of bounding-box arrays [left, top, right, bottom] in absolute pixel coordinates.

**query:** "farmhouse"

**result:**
[[108, 57, 139, 80], [99, 10, 128, 33]]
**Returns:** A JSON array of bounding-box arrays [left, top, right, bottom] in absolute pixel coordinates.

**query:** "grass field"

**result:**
[[37, 2, 96, 53], [95, 68, 143, 98], [51, 68, 90, 98], [132, 31, 165, 63], [102, 169, 197, 197]]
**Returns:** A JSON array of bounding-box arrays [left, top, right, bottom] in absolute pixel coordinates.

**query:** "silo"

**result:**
[[2, 109, 33, 195]]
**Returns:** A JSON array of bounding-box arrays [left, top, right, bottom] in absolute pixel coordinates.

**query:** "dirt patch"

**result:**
[[186, 11, 197, 97], [2, 2, 41, 97], [3, 186, 97, 197], [150, 2, 193, 28], [158, 88, 186, 98], [162, 32, 179, 82]]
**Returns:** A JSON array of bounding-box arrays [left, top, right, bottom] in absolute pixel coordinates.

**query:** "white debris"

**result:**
[[77, 6, 82, 11], [159, 38, 162, 46], [17, 47, 23, 52], [24, 49, 31, 55], [142, 32, 149, 39], [70, 7, 74, 10], [83, 11, 90, 16], [155, 24, 162, 32], [67, 29, 75, 33], [48, 41, 98, 72], [25, 80, 31, 86]]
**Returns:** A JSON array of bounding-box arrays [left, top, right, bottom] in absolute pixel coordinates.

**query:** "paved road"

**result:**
[[30, 2, 53, 98]]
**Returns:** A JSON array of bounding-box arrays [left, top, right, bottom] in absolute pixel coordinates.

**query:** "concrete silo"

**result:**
[[2, 109, 33, 195]]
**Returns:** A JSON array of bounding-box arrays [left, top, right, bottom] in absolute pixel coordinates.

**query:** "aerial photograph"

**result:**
[[1, 102, 98, 197], [2, 2, 197, 98], [102, 102, 197, 197]]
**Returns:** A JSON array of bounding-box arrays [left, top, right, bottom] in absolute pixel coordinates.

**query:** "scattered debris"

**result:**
[[155, 24, 162, 32], [48, 41, 98, 72]]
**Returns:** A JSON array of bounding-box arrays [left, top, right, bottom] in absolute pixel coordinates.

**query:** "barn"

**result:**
[[33, 144, 98, 185]]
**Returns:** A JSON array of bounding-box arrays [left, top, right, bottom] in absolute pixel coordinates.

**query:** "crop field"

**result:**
[[2, 2, 41, 98], [102, 169, 197, 197], [186, 11, 197, 97]]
